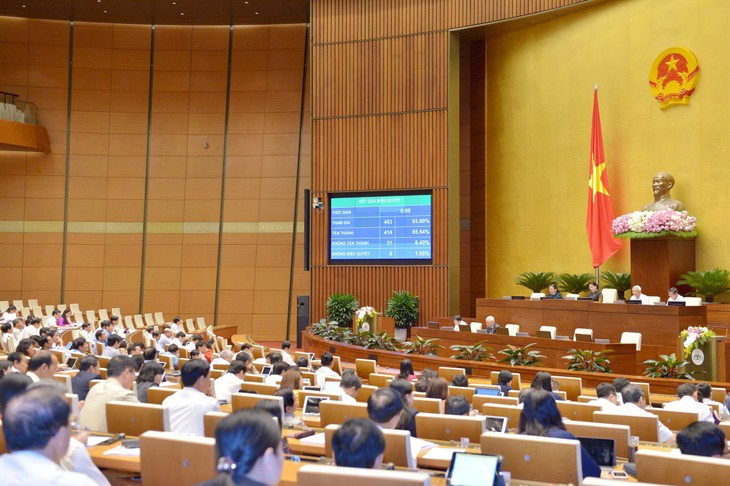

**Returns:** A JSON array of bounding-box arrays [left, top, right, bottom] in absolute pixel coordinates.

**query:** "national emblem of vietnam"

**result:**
[[648, 47, 699, 109]]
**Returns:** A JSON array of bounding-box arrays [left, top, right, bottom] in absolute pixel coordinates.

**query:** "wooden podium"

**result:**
[[630, 237, 695, 298]]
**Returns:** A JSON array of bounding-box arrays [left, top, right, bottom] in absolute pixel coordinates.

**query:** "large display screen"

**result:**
[[329, 190, 432, 264]]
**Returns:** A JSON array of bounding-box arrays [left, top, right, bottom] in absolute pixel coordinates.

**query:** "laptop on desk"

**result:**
[[494, 327, 509, 336], [667, 301, 686, 306], [458, 324, 470, 332], [577, 437, 616, 472], [302, 396, 329, 416], [626, 300, 642, 305]]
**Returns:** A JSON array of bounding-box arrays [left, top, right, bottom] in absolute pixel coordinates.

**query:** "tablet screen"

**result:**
[[447, 453, 500, 486]]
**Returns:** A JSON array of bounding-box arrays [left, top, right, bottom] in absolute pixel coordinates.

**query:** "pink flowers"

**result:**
[[612, 209, 697, 238]]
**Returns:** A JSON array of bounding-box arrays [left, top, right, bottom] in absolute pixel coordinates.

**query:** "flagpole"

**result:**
[[594, 83, 600, 288], [595, 266, 600, 288]]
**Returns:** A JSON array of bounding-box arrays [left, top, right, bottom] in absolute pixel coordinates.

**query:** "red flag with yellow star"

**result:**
[[587, 89, 621, 268]]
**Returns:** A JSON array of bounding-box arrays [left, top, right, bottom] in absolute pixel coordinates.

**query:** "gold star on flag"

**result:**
[[665, 55, 679, 72], [588, 156, 609, 202]]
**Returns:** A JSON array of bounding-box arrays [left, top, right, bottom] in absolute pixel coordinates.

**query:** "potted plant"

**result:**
[[385, 290, 419, 341], [450, 342, 493, 361], [643, 353, 696, 379], [497, 343, 545, 366], [562, 348, 613, 373], [401, 336, 443, 356], [515, 272, 555, 294], [325, 293, 359, 328], [600, 271, 632, 300], [359, 331, 399, 351], [557, 273, 593, 295], [677, 268, 730, 302]]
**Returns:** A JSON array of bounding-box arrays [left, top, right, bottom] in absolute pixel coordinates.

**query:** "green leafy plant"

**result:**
[[677, 268, 730, 303], [326, 293, 359, 327], [557, 273, 593, 295], [401, 336, 443, 356], [358, 331, 399, 351], [600, 271, 632, 300], [515, 272, 555, 294], [562, 348, 613, 373], [386, 290, 420, 329], [450, 342, 493, 361], [498, 343, 545, 366], [643, 353, 697, 379], [310, 319, 342, 340]]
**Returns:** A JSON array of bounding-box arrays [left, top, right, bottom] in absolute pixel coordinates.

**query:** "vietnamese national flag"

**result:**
[[586, 88, 621, 268]]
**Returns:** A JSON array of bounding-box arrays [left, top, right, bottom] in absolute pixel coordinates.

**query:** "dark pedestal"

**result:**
[[630, 237, 695, 298]]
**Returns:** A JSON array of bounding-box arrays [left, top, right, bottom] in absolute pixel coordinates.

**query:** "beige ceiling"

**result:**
[[0, 0, 309, 26]]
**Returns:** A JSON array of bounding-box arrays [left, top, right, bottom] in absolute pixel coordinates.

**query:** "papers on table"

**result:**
[[86, 436, 112, 447], [422, 447, 462, 461], [299, 432, 326, 445], [410, 437, 437, 452], [102, 445, 141, 457]]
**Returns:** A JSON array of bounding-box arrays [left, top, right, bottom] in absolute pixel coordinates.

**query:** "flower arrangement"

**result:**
[[680, 326, 716, 359], [612, 209, 697, 239], [355, 306, 377, 332]]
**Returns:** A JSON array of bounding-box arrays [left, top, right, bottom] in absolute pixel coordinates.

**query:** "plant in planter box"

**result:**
[[401, 336, 443, 356], [386, 290, 419, 340], [643, 353, 697, 379], [515, 272, 555, 294], [557, 273, 593, 295], [450, 342, 493, 361], [359, 331, 399, 351], [562, 348, 613, 373], [677, 268, 730, 303], [498, 343, 545, 367], [600, 271, 632, 300], [325, 293, 359, 327]]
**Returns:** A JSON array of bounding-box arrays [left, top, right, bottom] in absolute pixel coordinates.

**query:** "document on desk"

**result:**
[[410, 437, 437, 452], [299, 432, 326, 445], [422, 447, 462, 461], [86, 436, 113, 447], [103, 445, 142, 457]]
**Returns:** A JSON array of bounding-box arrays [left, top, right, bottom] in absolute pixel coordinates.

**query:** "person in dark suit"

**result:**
[[586, 281, 600, 301], [545, 283, 563, 299], [485, 315, 500, 334], [71, 355, 102, 401]]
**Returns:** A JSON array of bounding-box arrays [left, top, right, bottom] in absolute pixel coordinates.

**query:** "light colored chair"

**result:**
[[572, 327, 593, 341], [415, 412, 485, 443], [630, 381, 652, 405], [685, 296, 702, 306], [469, 321, 483, 332], [592, 411, 658, 442], [239, 381, 279, 396], [539, 325, 557, 339], [647, 408, 698, 432], [413, 397, 442, 414], [645, 296, 661, 305], [69, 303, 81, 313], [601, 288, 617, 304], [504, 323, 520, 336], [472, 394, 518, 408], [27, 299, 39, 308], [140, 431, 216, 485], [154, 312, 166, 326], [356, 384, 377, 403], [530, 293, 545, 300], [98, 309, 110, 321], [551, 376, 582, 401], [620, 331, 642, 351], [297, 390, 340, 409], [355, 358, 376, 381], [123, 316, 135, 330], [106, 401, 170, 436], [636, 449, 730, 485], [297, 464, 430, 486], [133, 314, 145, 328], [556, 401, 601, 422], [480, 403, 522, 429], [565, 293, 579, 300], [448, 386, 475, 402], [480, 432, 582, 485], [437, 366, 466, 382], [146, 387, 179, 405], [231, 393, 284, 415], [368, 373, 394, 388], [111, 307, 121, 318], [319, 401, 368, 427]]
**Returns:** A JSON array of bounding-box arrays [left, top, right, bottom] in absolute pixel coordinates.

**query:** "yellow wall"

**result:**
[[485, 0, 730, 298]]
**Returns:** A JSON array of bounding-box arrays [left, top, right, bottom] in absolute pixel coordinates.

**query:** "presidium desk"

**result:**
[[423, 298, 707, 376]]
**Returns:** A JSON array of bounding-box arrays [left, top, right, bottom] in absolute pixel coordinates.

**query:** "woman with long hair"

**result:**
[[530, 371, 562, 400], [415, 368, 437, 393], [136, 362, 165, 403], [57, 308, 72, 327], [519, 389, 600, 478]]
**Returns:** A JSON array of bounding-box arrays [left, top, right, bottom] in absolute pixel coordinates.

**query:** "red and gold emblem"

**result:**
[[648, 47, 699, 109]]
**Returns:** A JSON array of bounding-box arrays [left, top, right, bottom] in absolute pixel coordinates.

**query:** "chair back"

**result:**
[[123, 316, 135, 330], [629, 381, 652, 405], [448, 386, 475, 402], [154, 312, 166, 326], [556, 401, 601, 422], [530, 293, 545, 300], [230, 393, 284, 416], [647, 408, 698, 432], [472, 394, 518, 408], [239, 381, 279, 396], [158, 354, 174, 371], [601, 288, 618, 304], [592, 411, 658, 442], [620, 332, 642, 351], [573, 327, 594, 341], [251, 344, 266, 360], [356, 384, 377, 403], [565, 293, 579, 300], [539, 325, 557, 339], [635, 449, 730, 485], [355, 359, 377, 380], [490, 371, 521, 389], [147, 386, 179, 405], [551, 376, 582, 401], [437, 366, 466, 382], [480, 432, 582, 485], [106, 401, 170, 436], [413, 397, 442, 414], [52, 373, 73, 393], [140, 431, 216, 485], [684, 297, 702, 306], [319, 401, 369, 427], [244, 373, 266, 383], [297, 464, 430, 486], [415, 412, 485, 443], [65, 393, 80, 417], [96, 355, 110, 368], [203, 411, 228, 438], [504, 324, 520, 336], [564, 420, 631, 460], [368, 373, 394, 388], [324, 424, 415, 469]]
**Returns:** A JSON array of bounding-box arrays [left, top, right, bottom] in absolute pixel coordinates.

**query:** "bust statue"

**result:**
[[642, 171, 685, 211]]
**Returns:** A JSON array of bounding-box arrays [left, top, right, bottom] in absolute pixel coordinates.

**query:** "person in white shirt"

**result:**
[[622, 385, 675, 443], [1, 305, 18, 323], [0, 387, 98, 486], [12, 318, 25, 341], [78, 322, 91, 340], [587, 383, 621, 412], [102, 334, 123, 358], [26, 351, 58, 383], [21, 317, 41, 340], [339, 371, 361, 404], [214, 360, 247, 403], [452, 314, 463, 331], [315, 352, 340, 386], [8, 352, 28, 374], [157, 326, 174, 351], [280, 341, 296, 366], [211, 349, 234, 367], [664, 383, 714, 422], [162, 358, 220, 436], [45, 309, 61, 328], [697, 382, 730, 421], [668, 287, 686, 302], [170, 316, 183, 335], [629, 285, 651, 304], [265, 362, 289, 386]]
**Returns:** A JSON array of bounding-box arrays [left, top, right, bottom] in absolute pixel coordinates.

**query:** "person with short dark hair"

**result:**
[[143, 345, 159, 362], [445, 395, 471, 416], [295, 355, 309, 369], [498, 370, 513, 396], [519, 389, 600, 478], [71, 356, 101, 401], [127, 341, 143, 356], [398, 359, 416, 380], [70, 337, 90, 355], [280, 341, 296, 366], [26, 350, 58, 382], [274, 388, 304, 428], [79, 322, 91, 340], [162, 358, 220, 436], [136, 362, 166, 403], [0, 373, 33, 414], [171, 316, 182, 334], [621, 384, 674, 443], [80, 355, 138, 432], [16, 338, 37, 357], [315, 351, 340, 386], [697, 382, 729, 421], [677, 422, 727, 457], [8, 352, 27, 374], [664, 383, 714, 422], [612, 377, 630, 405], [368, 388, 404, 428], [44, 309, 61, 330], [451, 374, 468, 387], [339, 372, 362, 403], [214, 360, 247, 404], [586, 281, 600, 301], [0, 388, 98, 485], [332, 418, 385, 469], [265, 361, 290, 386], [102, 334, 124, 358], [668, 286, 685, 302], [587, 383, 619, 411], [545, 283, 562, 300]]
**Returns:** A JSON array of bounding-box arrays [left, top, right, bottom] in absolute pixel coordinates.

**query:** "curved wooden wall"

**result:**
[[310, 0, 591, 322]]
